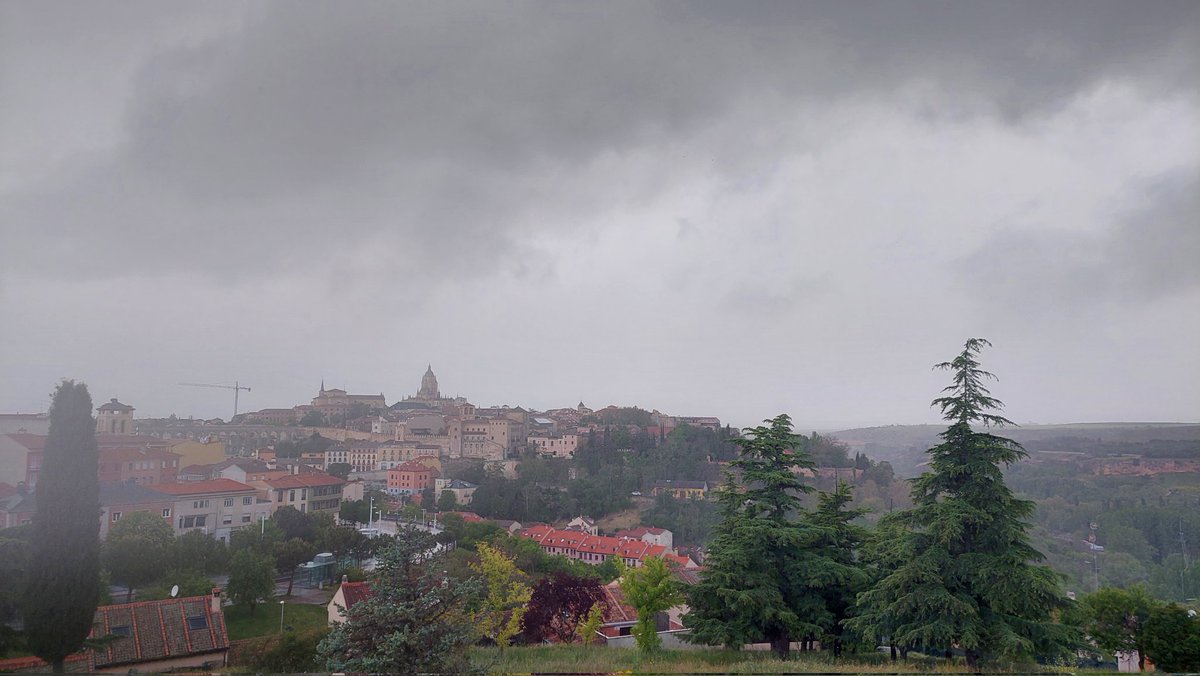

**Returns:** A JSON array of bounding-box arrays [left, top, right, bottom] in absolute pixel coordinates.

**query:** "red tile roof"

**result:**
[[600, 582, 637, 623], [520, 524, 553, 542], [151, 479, 257, 495], [0, 652, 92, 673], [89, 595, 229, 669], [340, 581, 372, 609], [263, 472, 345, 489]]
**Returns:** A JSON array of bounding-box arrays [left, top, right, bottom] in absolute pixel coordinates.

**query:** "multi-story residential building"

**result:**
[[261, 472, 345, 515], [166, 439, 227, 467], [346, 441, 379, 473], [434, 478, 477, 505], [387, 461, 439, 496], [0, 413, 49, 435], [98, 481, 177, 539], [209, 458, 290, 484], [520, 526, 695, 569], [97, 446, 181, 485], [0, 433, 44, 489], [651, 479, 710, 500], [529, 434, 580, 458], [152, 479, 265, 541], [613, 526, 674, 549]]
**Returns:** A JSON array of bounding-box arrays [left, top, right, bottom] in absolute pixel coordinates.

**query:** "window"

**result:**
[[111, 625, 131, 637], [162, 508, 172, 518], [242, 514, 252, 523], [111, 512, 122, 522], [223, 515, 232, 525], [223, 498, 234, 507], [180, 515, 208, 529], [186, 615, 208, 631], [243, 496, 253, 505], [193, 500, 209, 509], [289, 490, 295, 502]]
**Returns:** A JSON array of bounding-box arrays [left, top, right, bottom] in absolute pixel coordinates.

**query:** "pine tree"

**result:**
[[848, 339, 1074, 667], [23, 381, 101, 674], [684, 414, 827, 658], [808, 482, 869, 656], [318, 527, 481, 674]]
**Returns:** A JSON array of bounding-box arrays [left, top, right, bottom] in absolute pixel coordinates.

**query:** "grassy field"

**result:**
[[223, 601, 328, 641], [469, 645, 1072, 674]]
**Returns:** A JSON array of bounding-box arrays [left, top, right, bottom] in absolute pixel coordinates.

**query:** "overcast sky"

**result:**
[[2, 1, 1197, 429]]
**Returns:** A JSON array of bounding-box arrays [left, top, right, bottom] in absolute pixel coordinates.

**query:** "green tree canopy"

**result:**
[[1141, 602, 1200, 673], [1080, 585, 1157, 671], [227, 549, 275, 616], [847, 339, 1076, 667], [23, 381, 101, 674], [620, 556, 683, 653], [104, 511, 176, 602], [173, 530, 229, 575], [276, 538, 318, 597]]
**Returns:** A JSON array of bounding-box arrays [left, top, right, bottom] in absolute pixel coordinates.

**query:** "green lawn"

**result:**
[[470, 645, 1038, 674], [223, 601, 328, 641]]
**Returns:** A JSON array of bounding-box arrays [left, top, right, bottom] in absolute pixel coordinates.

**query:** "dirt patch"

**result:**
[[595, 507, 642, 532]]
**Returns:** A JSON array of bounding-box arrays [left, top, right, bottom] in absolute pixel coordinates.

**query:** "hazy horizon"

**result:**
[[3, 2, 1197, 429]]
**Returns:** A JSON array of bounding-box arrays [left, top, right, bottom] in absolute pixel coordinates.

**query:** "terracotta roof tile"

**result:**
[[151, 478, 256, 495], [263, 472, 345, 489]]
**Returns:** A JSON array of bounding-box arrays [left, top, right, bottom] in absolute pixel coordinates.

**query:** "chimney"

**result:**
[[210, 588, 223, 614]]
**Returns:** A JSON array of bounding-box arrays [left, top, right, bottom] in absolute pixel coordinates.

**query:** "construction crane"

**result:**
[[179, 381, 252, 419]]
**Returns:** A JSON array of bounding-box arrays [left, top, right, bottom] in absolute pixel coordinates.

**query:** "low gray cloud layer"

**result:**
[[2, 1, 1197, 426]]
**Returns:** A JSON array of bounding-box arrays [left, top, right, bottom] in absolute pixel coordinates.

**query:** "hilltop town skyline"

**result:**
[[3, 2, 1197, 430]]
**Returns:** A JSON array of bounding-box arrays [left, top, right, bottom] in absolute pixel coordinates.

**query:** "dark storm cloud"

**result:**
[[2, 1, 1195, 284], [957, 167, 1200, 310]]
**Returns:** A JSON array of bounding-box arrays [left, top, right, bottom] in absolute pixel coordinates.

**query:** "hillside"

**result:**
[[832, 422, 1200, 478]]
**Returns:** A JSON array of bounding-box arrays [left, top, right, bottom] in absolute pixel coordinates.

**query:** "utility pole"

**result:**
[[179, 381, 252, 419]]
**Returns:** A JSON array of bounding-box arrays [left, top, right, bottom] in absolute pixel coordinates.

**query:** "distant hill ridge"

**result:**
[[830, 422, 1200, 478]]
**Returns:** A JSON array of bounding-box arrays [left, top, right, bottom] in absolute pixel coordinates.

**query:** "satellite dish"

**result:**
[[170, 585, 179, 598]]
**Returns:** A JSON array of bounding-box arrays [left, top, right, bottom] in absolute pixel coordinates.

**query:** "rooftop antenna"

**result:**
[[179, 381, 252, 419]]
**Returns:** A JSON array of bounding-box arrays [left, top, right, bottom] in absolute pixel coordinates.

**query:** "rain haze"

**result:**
[[2, 0, 1197, 429]]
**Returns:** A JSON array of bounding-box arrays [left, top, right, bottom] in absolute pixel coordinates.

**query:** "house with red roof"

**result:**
[[327, 578, 374, 624], [0, 592, 229, 673], [519, 526, 696, 569], [613, 525, 673, 549], [593, 580, 690, 646]]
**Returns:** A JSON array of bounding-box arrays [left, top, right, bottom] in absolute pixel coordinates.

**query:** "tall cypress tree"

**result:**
[[23, 381, 101, 674], [848, 339, 1073, 667]]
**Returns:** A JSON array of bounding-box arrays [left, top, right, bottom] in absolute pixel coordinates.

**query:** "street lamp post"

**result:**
[[279, 600, 285, 633]]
